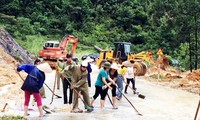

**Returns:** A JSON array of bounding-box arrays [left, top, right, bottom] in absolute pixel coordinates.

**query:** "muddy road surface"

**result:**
[[0, 64, 199, 120]]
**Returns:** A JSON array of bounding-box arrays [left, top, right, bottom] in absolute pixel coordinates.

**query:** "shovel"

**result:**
[[50, 72, 57, 104]]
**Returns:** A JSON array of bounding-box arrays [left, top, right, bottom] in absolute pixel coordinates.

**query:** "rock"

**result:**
[[0, 28, 34, 64]]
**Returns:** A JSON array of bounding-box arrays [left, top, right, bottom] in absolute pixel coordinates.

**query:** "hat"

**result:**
[[111, 63, 119, 70], [103, 62, 111, 69], [81, 61, 88, 67], [37, 62, 53, 73], [83, 57, 94, 63], [122, 61, 133, 67]]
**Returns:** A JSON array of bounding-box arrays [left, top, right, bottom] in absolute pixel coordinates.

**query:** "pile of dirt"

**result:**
[[0, 46, 24, 112], [146, 65, 200, 95], [0, 29, 32, 112]]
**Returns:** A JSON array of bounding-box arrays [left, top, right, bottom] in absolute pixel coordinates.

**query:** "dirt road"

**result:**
[[0, 64, 199, 120]]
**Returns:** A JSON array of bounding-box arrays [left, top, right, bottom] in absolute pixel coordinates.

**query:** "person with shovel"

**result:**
[[61, 61, 93, 113], [17, 62, 52, 118], [34, 58, 46, 98], [90, 62, 115, 109], [102, 63, 119, 109]]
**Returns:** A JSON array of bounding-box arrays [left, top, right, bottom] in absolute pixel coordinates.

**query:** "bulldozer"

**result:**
[[38, 35, 78, 68], [95, 42, 155, 76]]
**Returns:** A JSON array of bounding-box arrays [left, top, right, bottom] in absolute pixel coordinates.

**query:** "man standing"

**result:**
[[61, 54, 76, 104], [61, 61, 93, 113], [56, 57, 64, 90]]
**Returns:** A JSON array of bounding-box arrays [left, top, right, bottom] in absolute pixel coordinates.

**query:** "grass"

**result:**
[[16, 35, 47, 56], [0, 115, 26, 120]]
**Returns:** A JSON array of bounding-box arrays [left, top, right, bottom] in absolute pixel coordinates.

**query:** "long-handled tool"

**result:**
[[42, 105, 51, 114], [116, 84, 142, 116], [50, 72, 57, 104], [123, 80, 145, 99], [1, 103, 8, 112], [17, 72, 62, 98], [107, 93, 113, 106], [44, 83, 62, 98], [194, 99, 200, 120], [65, 78, 91, 110]]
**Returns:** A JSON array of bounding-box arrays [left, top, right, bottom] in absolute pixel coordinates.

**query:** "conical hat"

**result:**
[[83, 57, 94, 63], [36, 62, 52, 73], [122, 61, 133, 67]]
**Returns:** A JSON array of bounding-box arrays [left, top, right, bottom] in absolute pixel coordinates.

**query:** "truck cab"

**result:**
[[43, 41, 59, 49], [113, 42, 131, 61]]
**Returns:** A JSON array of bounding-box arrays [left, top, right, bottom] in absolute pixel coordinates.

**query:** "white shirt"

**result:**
[[125, 66, 134, 78]]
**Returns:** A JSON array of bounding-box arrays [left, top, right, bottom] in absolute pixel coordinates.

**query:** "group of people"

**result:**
[[90, 59, 137, 110], [17, 53, 137, 118]]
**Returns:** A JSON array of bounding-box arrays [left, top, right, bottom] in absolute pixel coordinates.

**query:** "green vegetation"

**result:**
[[0, 0, 199, 70], [0, 115, 26, 120]]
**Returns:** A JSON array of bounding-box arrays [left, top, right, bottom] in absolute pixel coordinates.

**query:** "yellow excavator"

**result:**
[[95, 42, 156, 76]]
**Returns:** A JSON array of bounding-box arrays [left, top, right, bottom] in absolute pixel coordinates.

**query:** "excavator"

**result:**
[[38, 35, 78, 68], [95, 42, 167, 76]]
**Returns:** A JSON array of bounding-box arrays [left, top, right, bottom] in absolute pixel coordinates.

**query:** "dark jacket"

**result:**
[[17, 64, 45, 93], [87, 63, 92, 82]]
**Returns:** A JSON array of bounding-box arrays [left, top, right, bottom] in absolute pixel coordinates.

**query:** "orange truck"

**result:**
[[38, 35, 78, 67]]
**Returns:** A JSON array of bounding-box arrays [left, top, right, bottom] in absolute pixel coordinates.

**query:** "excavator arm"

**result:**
[[59, 35, 78, 57]]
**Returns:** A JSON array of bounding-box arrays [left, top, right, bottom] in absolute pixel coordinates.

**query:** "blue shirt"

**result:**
[[95, 69, 108, 87], [17, 64, 45, 92], [17, 64, 35, 73]]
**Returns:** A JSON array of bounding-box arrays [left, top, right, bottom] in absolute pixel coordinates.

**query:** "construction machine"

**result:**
[[95, 42, 155, 76], [38, 35, 78, 68]]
